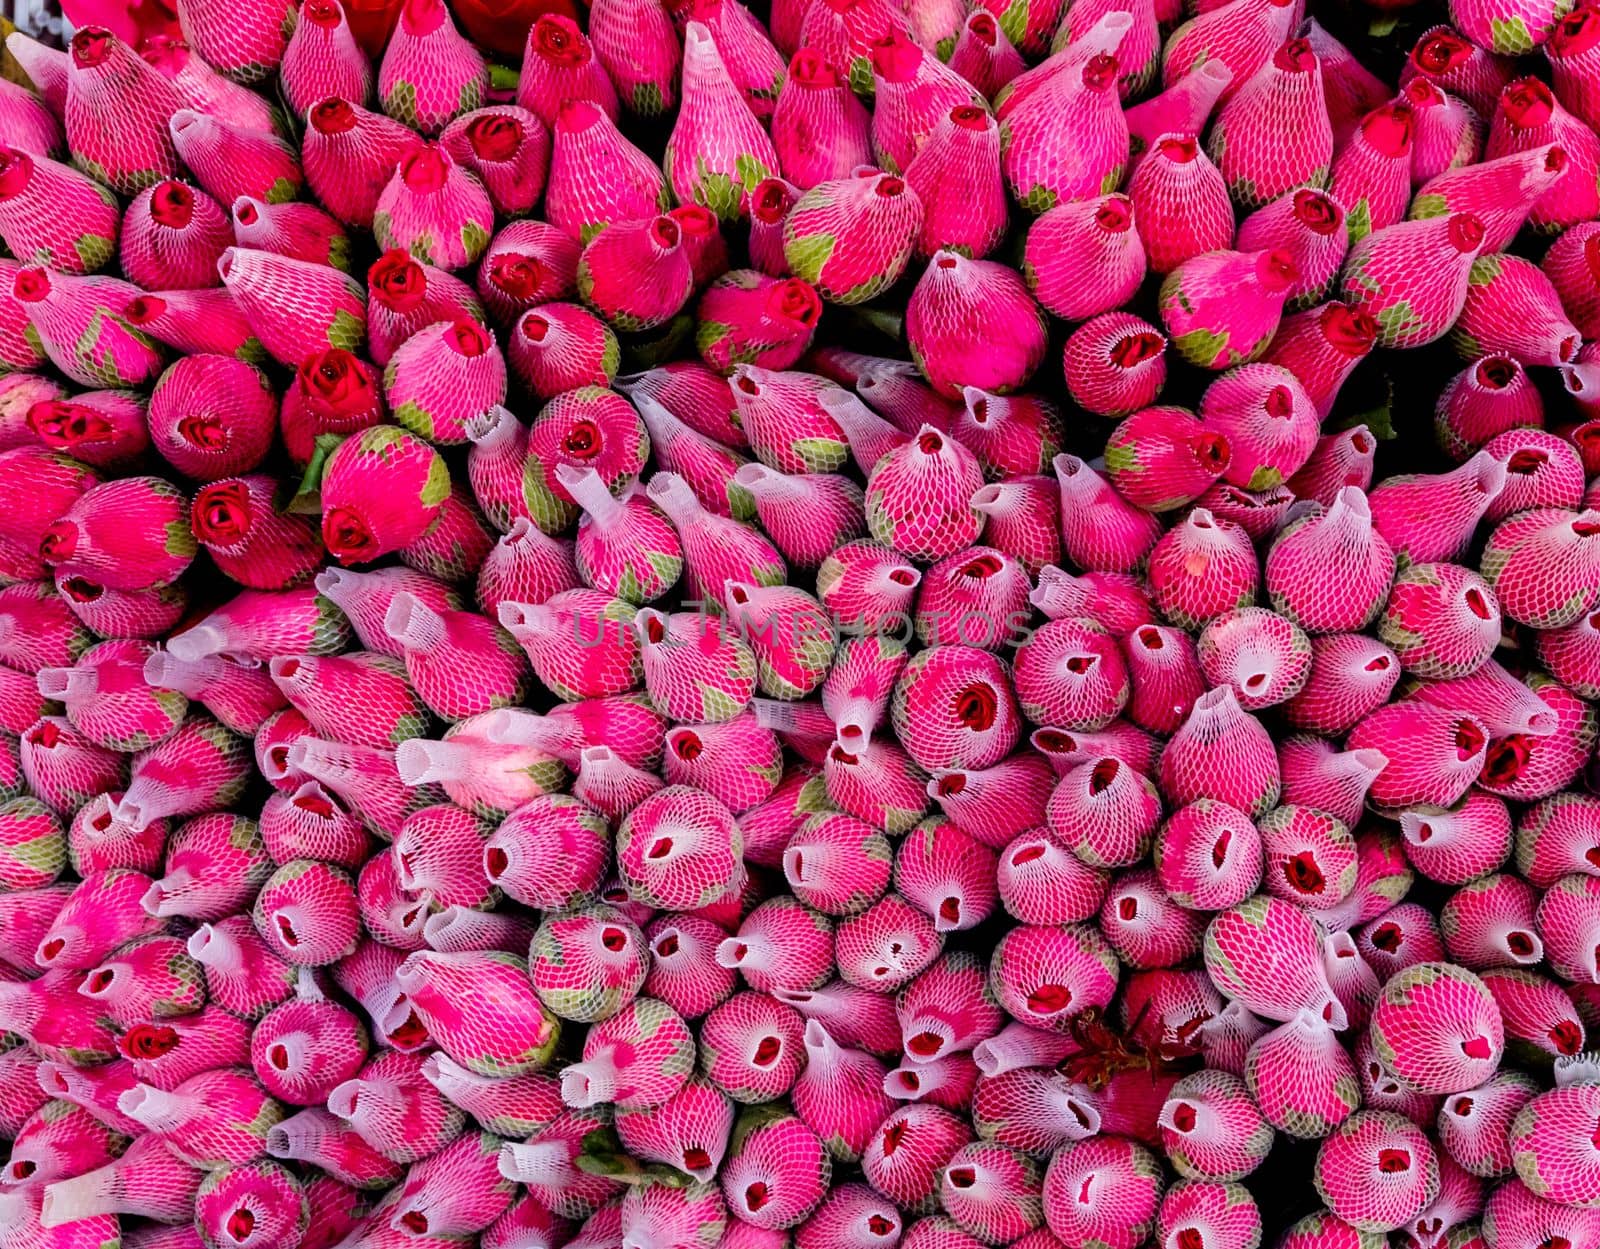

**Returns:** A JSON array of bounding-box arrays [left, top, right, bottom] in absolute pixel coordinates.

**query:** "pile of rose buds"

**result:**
[[8, 0, 1600, 1246]]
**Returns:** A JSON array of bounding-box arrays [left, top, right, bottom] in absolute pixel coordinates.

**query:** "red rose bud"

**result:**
[[907, 251, 1048, 398], [439, 106, 551, 218], [1541, 217, 1600, 337], [118, 179, 231, 290], [279, 0, 374, 120], [319, 426, 451, 564], [282, 349, 385, 465], [546, 99, 670, 242], [55, 576, 188, 643], [121, 288, 265, 364], [0, 146, 122, 277], [1261, 300, 1377, 419], [302, 98, 419, 229], [40, 476, 195, 592], [384, 317, 508, 445], [783, 169, 923, 306], [693, 0, 786, 123], [1129, 139, 1232, 282], [219, 246, 367, 367], [1208, 39, 1334, 210], [1397, 78, 1474, 183], [63, 27, 184, 194], [666, 23, 781, 220], [168, 109, 303, 208], [1338, 213, 1486, 349], [509, 302, 620, 399], [869, 31, 979, 175], [949, 9, 1027, 99], [475, 220, 581, 326], [1488, 76, 1600, 231], [232, 197, 352, 273], [590, 0, 681, 116], [748, 176, 802, 276], [1435, 357, 1544, 462], [12, 267, 166, 389], [998, 15, 1130, 213], [165, 0, 295, 82], [903, 105, 1007, 263], [1023, 194, 1145, 322], [1063, 312, 1168, 419], [365, 248, 484, 365], [523, 384, 651, 532], [0, 266, 47, 377], [1236, 189, 1348, 312], [1401, 25, 1511, 115], [192, 475, 325, 591], [578, 214, 696, 333], [772, 47, 873, 191], [696, 268, 823, 375], [148, 354, 277, 481], [1328, 101, 1415, 242], [26, 391, 148, 470], [373, 143, 495, 271], [1160, 247, 1299, 369], [1161, 0, 1298, 101], [517, 14, 619, 128], [1451, 252, 1582, 367], [396, 481, 496, 583], [377, 0, 489, 135]]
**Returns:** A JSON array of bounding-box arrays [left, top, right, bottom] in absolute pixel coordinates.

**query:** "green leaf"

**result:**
[[74, 232, 115, 273], [997, 0, 1027, 46], [9, 829, 63, 872], [1469, 254, 1502, 286], [1374, 300, 1422, 345], [1019, 183, 1058, 214], [699, 684, 745, 722], [632, 82, 666, 116], [1172, 326, 1230, 367], [700, 172, 744, 220], [327, 307, 364, 352], [265, 176, 298, 205], [727, 482, 757, 522], [1409, 193, 1448, 219], [386, 80, 419, 128], [420, 453, 452, 508], [784, 231, 837, 284], [792, 436, 849, 472], [164, 518, 198, 559], [407, 231, 437, 266], [646, 548, 683, 588], [847, 55, 873, 96], [693, 318, 733, 359], [1345, 198, 1372, 245], [288, 432, 347, 514], [461, 219, 490, 262], [1489, 14, 1534, 52], [393, 399, 435, 439], [1103, 440, 1138, 475], [733, 152, 772, 193]]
